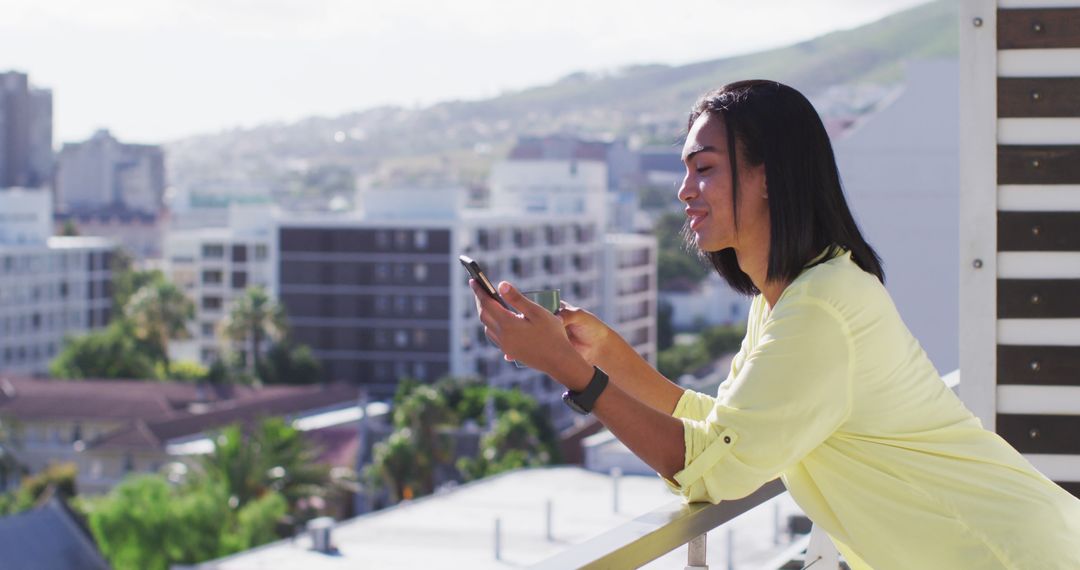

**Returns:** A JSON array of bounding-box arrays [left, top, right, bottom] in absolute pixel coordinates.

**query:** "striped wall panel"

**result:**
[[965, 2, 1080, 498]]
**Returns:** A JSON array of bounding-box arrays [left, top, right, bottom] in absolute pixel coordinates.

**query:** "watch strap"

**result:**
[[564, 366, 608, 414]]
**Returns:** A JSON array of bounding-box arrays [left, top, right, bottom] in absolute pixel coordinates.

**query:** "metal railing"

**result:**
[[532, 478, 838, 569]]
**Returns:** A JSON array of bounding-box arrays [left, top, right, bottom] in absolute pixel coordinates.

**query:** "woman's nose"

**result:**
[[676, 175, 695, 203]]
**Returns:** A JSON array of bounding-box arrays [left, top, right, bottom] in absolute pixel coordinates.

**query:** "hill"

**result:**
[[165, 0, 957, 208]]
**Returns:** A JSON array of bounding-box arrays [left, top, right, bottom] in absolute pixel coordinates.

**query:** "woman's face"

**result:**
[[678, 113, 769, 254]]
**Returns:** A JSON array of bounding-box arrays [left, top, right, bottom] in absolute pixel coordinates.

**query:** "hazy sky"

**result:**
[[1, 0, 930, 144]]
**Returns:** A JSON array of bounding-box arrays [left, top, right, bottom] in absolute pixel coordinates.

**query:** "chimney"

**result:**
[[307, 516, 336, 554]]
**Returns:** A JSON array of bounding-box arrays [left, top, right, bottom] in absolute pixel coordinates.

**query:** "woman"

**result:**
[[470, 80, 1080, 569]]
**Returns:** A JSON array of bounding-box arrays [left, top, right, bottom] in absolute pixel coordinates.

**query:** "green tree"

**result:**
[[125, 280, 195, 377], [86, 474, 287, 570], [458, 409, 550, 480], [0, 415, 23, 495], [653, 211, 710, 291], [365, 429, 423, 502], [220, 286, 287, 383], [391, 385, 457, 495], [50, 320, 158, 379], [198, 418, 331, 513], [256, 342, 322, 385], [109, 249, 164, 314]]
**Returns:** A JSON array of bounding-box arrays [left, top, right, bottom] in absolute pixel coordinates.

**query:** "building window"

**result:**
[[415, 230, 428, 249], [413, 329, 428, 347], [232, 271, 248, 289], [375, 231, 390, 249], [374, 263, 389, 282], [202, 244, 224, 259], [201, 322, 215, 336], [202, 270, 223, 284], [202, 296, 222, 311], [414, 263, 428, 282], [374, 296, 389, 315], [232, 244, 248, 263], [412, 296, 428, 315], [254, 244, 268, 261], [395, 231, 409, 249], [394, 330, 408, 348]]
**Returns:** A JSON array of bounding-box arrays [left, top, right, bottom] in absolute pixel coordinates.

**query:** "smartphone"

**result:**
[[459, 255, 515, 312]]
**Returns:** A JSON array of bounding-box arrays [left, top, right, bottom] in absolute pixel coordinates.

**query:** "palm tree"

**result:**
[[391, 385, 457, 495], [220, 287, 287, 384], [199, 419, 330, 510], [125, 280, 194, 378]]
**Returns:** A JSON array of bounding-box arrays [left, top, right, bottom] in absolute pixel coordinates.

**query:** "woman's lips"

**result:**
[[686, 209, 708, 230]]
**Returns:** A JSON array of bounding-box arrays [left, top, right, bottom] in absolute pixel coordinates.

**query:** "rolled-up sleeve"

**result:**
[[667, 297, 853, 503]]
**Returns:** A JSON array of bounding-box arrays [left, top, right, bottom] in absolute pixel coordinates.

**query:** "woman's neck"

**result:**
[[735, 245, 789, 310]]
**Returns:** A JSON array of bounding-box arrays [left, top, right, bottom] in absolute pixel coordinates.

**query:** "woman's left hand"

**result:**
[[470, 280, 592, 389]]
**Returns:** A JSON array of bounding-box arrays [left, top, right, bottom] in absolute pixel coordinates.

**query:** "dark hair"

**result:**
[[685, 80, 884, 295]]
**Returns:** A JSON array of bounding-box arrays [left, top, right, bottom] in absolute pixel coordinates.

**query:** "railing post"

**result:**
[[545, 499, 553, 541], [685, 533, 708, 570], [805, 524, 840, 569], [494, 517, 502, 561]]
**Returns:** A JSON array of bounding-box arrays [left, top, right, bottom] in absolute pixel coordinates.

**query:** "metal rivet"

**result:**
[[972, 258, 983, 269], [1031, 91, 1041, 101], [723, 436, 732, 444], [973, 17, 983, 27], [1029, 428, 1040, 439], [1030, 293, 1042, 305], [1032, 159, 1041, 168], [1032, 225, 1041, 236], [1030, 359, 1041, 372], [1032, 22, 1044, 33]]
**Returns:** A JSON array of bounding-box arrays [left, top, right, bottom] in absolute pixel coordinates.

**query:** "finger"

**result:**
[[497, 281, 540, 318], [483, 326, 501, 348]]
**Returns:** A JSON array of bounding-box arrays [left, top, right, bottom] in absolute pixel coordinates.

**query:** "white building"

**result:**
[[833, 60, 960, 374], [0, 189, 114, 374], [55, 129, 165, 215], [164, 204, 277, 365], [600, 233, 658, 366]]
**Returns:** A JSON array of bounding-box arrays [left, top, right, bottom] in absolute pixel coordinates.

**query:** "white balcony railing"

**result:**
[[531, 478, 840, 569]]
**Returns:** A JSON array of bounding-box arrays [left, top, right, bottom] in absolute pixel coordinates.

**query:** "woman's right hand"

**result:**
[[558, 301, 614, 367]]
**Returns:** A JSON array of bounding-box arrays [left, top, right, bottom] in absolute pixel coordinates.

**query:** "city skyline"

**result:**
[[0, 0, 930, 143]]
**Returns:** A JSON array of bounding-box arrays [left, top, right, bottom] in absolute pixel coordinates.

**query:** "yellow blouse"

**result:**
[[668, 248, 1080, 569]]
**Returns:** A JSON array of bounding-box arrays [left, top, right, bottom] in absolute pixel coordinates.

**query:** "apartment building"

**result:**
[[163, 205, 277, 365], [0, 190, 113, 374]]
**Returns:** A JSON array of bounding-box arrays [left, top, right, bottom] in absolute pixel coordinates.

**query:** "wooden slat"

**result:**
[[998, 8, 1080, 49], [999, 78, 1080, 118], [998, 145, 1080, 184], [998, 211, 1080, 251], [998, 279, 1080, 318], [998, 414, 1080, 454], [999, 345, 1080, 385]]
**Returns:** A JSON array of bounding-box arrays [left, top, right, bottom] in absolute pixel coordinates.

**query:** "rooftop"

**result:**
[[198, 466, 802, 569]]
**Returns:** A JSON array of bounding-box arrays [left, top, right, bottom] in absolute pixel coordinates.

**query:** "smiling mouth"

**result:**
[[688, 212, 708, 230]]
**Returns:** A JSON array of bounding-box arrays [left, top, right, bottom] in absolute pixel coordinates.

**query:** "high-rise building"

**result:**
[[163, 205, 277, 365], [55, 129, 165, 215], [0, 71, 53, 190], [0, 190, 114, 374]]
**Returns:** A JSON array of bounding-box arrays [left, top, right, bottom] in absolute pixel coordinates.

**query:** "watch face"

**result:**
[[562, 391, 589, 415]]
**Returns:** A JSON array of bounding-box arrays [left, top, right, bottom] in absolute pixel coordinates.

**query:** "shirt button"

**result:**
[[723, 436, 732, 444]]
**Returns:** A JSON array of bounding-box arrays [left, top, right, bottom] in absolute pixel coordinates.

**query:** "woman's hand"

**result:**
[[558, 302, 614, 367], [471, 280, 593, 389]]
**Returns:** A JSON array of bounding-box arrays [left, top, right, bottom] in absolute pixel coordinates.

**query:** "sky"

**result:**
[[1, 0, 930, 144]]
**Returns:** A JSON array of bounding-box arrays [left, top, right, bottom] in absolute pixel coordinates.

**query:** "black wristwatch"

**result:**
[[562, 366, 609, 415]]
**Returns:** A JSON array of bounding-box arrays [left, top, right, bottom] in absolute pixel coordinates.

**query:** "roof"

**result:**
[[0, 376, 307, 422], [87, 382, 359, 451], [197, 466, 803, 569], [0, 498, 110, 570]]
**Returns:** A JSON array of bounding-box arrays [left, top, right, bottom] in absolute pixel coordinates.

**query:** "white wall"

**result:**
[[834, 60, 960, 375]]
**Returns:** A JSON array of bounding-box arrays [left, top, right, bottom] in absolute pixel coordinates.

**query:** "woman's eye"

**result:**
[[695, 165, 712, 174]]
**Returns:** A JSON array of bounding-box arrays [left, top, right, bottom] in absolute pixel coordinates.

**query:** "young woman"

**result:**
[[470, 80, 1080, 569]]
